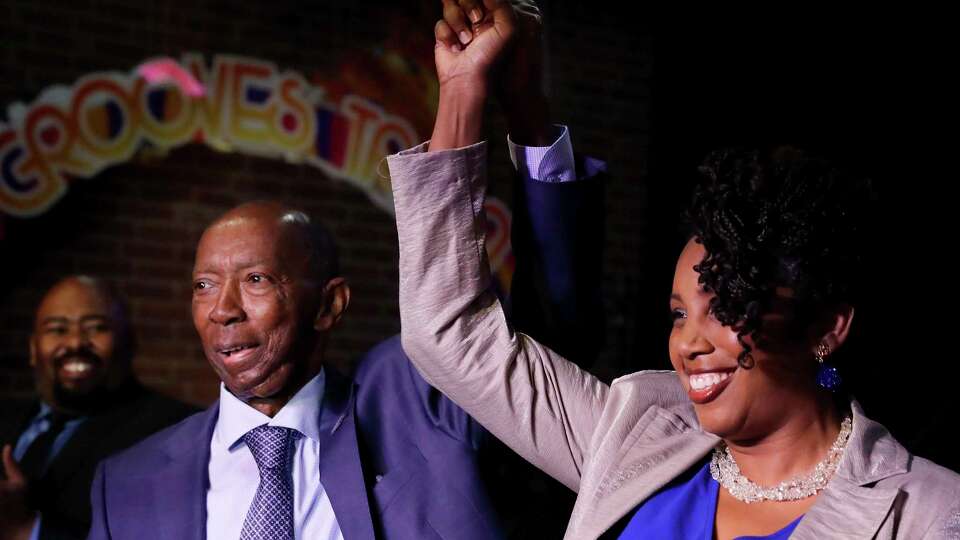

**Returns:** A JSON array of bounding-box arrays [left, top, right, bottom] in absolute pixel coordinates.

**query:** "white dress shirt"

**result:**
[[206, 370, 343, 540]]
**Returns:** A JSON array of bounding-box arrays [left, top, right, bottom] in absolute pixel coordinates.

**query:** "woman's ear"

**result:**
[[815, 304, 855, 353]]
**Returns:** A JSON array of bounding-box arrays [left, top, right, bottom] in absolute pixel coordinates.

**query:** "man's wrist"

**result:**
[[504, 92, 552, 146]]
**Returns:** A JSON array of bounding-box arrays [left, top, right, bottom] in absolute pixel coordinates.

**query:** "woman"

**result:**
[[387, 1, 960, 538]]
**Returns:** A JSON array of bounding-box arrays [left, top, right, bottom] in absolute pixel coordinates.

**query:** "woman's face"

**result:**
[[668, 238, 821, 442]]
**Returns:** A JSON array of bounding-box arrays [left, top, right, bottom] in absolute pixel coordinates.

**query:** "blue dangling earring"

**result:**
[[815, 342, 841, 391]]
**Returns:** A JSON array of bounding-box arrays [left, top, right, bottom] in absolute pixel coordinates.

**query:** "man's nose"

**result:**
[[64, 324, 91, 351], [208, 280, 246, 326]]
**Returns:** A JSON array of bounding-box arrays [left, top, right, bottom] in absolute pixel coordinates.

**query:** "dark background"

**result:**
[[1, 1, 955, 473]]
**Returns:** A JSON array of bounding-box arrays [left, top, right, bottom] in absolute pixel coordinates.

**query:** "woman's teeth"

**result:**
[[689, 371, 731, 391]]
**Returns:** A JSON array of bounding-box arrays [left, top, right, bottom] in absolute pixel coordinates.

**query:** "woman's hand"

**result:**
[[429, 0, 517, 150]]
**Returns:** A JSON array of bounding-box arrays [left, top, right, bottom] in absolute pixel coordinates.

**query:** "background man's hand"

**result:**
[[0, 445, 35, 540]]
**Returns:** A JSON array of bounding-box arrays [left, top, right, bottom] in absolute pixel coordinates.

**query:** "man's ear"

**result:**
[[314, 277, 351, 332], [29, 335, 37, 367]]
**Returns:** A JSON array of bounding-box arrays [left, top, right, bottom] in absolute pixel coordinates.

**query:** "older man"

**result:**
[[88, 162, 601, 536], [87, 2, 605, 538], [0, 276, 196, 540]]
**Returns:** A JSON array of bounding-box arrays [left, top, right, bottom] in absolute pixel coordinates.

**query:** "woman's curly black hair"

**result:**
[[684, 146, 876, 367]]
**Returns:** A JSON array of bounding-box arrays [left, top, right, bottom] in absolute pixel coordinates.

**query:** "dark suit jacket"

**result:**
[[0, 382, 197, 540], [87, 153, 606, 540], [89, 345, 504, 540]]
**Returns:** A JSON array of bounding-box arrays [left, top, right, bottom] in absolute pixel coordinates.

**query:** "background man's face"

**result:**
[[31, 279, 127, 408]]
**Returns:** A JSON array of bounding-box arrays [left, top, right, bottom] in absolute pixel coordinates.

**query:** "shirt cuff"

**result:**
[[29, 515, 41, 540], [507, 125, 576, 183]]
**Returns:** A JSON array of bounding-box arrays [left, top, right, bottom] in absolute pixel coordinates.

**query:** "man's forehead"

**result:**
[[203, 215, 270, 244], [195, 213, 309, 271], [208, 201, 294, 230], [36, 280, 111, 321]]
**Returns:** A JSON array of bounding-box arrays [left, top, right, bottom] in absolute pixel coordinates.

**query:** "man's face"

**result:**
[[30, 279, 129, 408], [192, 212, 322, 402]]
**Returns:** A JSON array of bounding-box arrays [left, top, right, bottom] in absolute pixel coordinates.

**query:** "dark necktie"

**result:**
[[239, 425, 296, 540], [18, 412, 71, 479]]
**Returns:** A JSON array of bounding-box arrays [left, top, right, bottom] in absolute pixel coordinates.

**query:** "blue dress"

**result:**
[[618, 460, 802, 539]]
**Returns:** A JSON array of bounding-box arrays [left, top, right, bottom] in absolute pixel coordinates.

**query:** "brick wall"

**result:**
[[0, 0, 653, 406]]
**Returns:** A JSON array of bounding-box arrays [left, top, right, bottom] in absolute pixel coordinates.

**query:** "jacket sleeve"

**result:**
[[388, 141, 608, 491], [84, 461, 110, 540]]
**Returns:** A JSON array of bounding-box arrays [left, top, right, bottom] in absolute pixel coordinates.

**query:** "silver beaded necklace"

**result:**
[[709, 415, 852, 504]]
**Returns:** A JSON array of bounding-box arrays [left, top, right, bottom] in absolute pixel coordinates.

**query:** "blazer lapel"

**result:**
[[145, 404, 218, 540], [571, 423, 718, 539], [790, 477, 900, 539], [318, 370, 376, 540], [792, 401, 908, 539]]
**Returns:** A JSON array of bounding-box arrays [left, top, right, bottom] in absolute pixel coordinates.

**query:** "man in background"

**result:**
[[0, 276, 196, 540]]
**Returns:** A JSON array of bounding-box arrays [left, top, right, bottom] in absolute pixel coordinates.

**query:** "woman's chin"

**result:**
[[694, 406, 744, 439]]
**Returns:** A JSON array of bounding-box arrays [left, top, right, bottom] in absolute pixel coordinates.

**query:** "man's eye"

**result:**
[[193, 281, 211, 291], [248, 273, 270, 284], [45, 327, 67, 335], [670, 309, 687, 322]]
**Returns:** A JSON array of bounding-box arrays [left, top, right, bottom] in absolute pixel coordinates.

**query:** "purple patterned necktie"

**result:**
[[239, 425, 295, 540]]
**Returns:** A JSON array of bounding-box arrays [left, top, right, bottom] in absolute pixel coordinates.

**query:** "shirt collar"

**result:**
[[36, 401, 87, 424], [37, 401, 52, 418], [214, 369, 326, 450]]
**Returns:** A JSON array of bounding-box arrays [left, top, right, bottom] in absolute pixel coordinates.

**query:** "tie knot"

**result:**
[[243, 425, 293, 472]]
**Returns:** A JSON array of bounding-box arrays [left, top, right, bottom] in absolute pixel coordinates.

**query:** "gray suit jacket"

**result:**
[[386, 141, 960, 539]]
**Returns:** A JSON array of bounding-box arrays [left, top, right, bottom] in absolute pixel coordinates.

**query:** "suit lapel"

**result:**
[[318, 369, 376, 540], [45, 406, 126, 487], [145, 404, 218, 540], [43, 383, 149, 486], [127, 373, 377, 540]]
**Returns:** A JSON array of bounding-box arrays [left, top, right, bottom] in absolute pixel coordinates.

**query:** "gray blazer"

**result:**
[[387, 142, 960, 539]]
